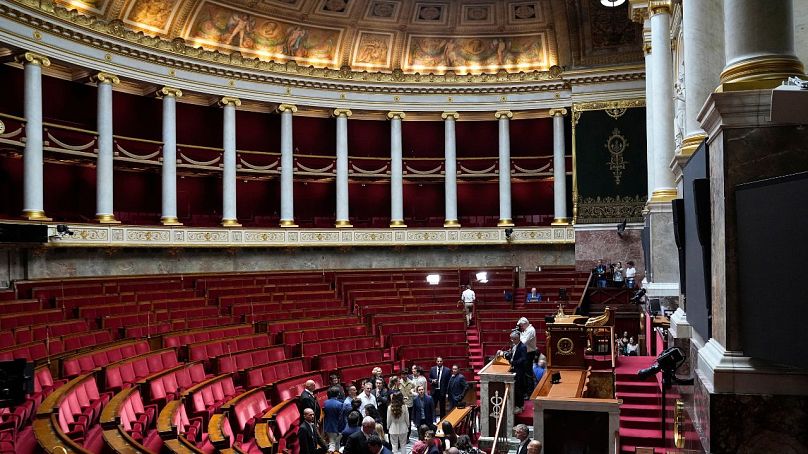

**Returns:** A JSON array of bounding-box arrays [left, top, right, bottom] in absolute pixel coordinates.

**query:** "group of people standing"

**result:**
[[593, 260, 637, 289], [497, 317, 541, 415], [299, 359, 469, 454]]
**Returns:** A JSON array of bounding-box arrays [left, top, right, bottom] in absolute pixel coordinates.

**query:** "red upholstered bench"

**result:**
[[215, 345, 287, 374], [162, 324, 254, 349], [184, 374, 241, 423], [316, 348, 385, 372], [300, 336, 376, 358], [104, 348, 179, 391], [62, 340, 150, 378], [209, 387, 271, 450], [379, 319, 466, 344], [245, 359, 306, 389], [187, 334, 272, 367], [12, 319, 89, 344]]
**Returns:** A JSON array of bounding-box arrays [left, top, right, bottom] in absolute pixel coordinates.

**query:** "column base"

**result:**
[[497, 218, 514, 227], [649, 188, 678, 204], [389, 220, 407, 228], [96, 214, 121, 224], [679, 133, 706, 158], [718, 56, 805, 92], [161, 216, 183, 226], [335, 220, 353, 228], [22, 210, 51, 221], [279, 219, 298, 228], [443, 219, 461, 228], [221, 219, 241, 227], [550, 217, 570, 225]]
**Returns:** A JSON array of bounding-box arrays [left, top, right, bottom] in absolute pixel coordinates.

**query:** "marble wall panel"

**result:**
[[24, 244, 574, 279], [573, 228, 644, 275]]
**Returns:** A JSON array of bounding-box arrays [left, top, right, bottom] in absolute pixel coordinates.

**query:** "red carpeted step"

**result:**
[[616, 392, 661, 404], [619, 403, 663, 418], [620, 445, 667, 454], [619, 416, 662, 431], [619, 427, 666, 447], [615, 381, 660, 393]]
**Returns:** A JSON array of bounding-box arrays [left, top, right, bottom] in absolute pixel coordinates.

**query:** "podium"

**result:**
[[478, 356, 516, 448]]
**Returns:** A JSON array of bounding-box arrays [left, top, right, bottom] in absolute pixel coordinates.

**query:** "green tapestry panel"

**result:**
[[574, 106, 647, 223]]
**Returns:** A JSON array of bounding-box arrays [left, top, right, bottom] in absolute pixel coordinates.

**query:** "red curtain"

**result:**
[[113, 91, 162, 141], [0, 65, 24, 117], [0, 155, 23, 218], [176, 102, 222, 148], [402, 121, 443, 158], [236, 110, 278, 152], [294, 116, 335, 156], [42, 161, 96, 222], [510, 118, 553, 156], [456, 121, 498, 157], [348, 119, 388, 157]]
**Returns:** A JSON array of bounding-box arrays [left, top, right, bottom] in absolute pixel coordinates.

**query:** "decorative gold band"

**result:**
[[279, 219, 298, 228], [679, 133, 706, 157], [443, 219, 461, 228], [221, 218, 242, 227], [497, 218, 514, 227], [389, 220, 407, 228], [335, 220, 353, 228], [219, 96, 242, 107], [160, 87, 183, 98], [719, 56, 805, 86], [551, 218, 571, 226], [96, 214, 121, 224], [649, 189, 678, 203], [649, 0, 671, 15], [161, 216, 183, 226], [22, 210, 51, 221], [278, 104, 298, 113]]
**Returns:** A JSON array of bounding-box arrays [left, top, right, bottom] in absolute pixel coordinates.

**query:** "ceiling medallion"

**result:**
[[600, 0, 626, 6]]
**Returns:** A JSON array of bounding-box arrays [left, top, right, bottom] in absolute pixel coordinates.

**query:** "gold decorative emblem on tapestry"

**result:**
[[605, 128, 628, 185]]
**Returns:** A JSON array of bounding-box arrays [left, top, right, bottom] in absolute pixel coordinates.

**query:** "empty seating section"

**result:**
[[245, 359, 306, 389], [4, 268, 501, 453], [103, 348, 179, 391], [62, 340, 150, 377], [215, 345, 287, 374], [163, 324, 254, 349], [187, 333, 271, 365]]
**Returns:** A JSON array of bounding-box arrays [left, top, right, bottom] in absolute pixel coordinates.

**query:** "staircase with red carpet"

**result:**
[[467, 324, 484, 380], [615, 355, 667, 453]]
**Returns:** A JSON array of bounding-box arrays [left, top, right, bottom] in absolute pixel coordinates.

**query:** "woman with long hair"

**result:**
[[387, 393, 409, 454], [440, 420, 457, 449]]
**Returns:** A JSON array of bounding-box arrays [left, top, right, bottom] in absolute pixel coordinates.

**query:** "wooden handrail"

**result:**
[[489, 383, 510, 454], [575, 271, 594, 313], [100, 385, 153, 453]]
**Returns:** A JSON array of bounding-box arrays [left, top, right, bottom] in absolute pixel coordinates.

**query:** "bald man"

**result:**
[[526, 440, 542, 454], [344, 416, 377, 454], [299, 407, 328, 454], [298, 380, 321, 422]]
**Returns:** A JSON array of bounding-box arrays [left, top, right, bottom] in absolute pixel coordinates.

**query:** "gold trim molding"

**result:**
[[22, 209, 51, 221], [571, 99, 645, 125], [389, 220, 407, 228], [333, 109, 353, 118], [649, 188, 678, 203], [160, 216, 183, 226], [443, 219, 461, 228], [551, 218, 571, 226], [649, 0, 672, 15], [96, 214, 121, 224], [497, 218, 514, 227], [279, 219, 298, 228], [335, 220, 353, 228], [718, 56, 805, 88], [221, 218, 242, 227], [679, 133, 706, 158], [15, 51, 50, 67]]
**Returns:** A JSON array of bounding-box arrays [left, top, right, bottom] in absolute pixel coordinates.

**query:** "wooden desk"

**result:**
[[436, 406, 472, 436], [545, 370, 587, 399], [478, 356, 516, 445]]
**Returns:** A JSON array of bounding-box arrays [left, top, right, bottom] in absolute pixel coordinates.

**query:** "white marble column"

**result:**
[[160, 87, 182, 225], [442, 111, 460, 228], [94, 72, 120, 224], [495, 110, 514, 227], [278, 104, 297, 227], [720, 0, 803, 88], [680, 0, 724, 157], [18, 52, 50, 221], [549, 108, 569, 225], [387, 111, 406, 228], [649, 2, 677, 203], [333, 108, 352, 228], [220, 96, 241, 227], [643, 20, 655, 199]]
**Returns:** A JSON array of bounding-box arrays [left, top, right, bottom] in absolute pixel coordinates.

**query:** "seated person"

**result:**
[[625, 337, 639, 356], [525, 288, 542, 303], [532, 358, 546, 382]]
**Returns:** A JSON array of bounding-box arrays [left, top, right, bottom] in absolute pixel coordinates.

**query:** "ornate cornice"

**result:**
[[571, 98, 645, 125], [43, 224, 576, 248]]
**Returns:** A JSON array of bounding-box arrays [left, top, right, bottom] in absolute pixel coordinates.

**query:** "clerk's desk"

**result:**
[[530, 368, 620, 454]]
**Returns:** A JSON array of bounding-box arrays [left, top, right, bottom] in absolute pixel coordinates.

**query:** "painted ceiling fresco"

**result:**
[[53, 0, 642, 73]]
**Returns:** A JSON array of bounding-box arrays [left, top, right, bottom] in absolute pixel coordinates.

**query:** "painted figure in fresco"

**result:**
[[225, 13, 254, 48], [286, 26, 307, 57], [253, 20, 285, 55]]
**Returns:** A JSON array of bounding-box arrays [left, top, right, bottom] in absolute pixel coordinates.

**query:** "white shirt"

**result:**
[[358, 391, 377, 415], [625, 266, 636, 278], [461, 288, 476, 303], [520, 324, 537, 353]]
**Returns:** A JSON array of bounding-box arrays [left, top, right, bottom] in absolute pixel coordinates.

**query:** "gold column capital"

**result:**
[[94, 72, 120, 85], [628, 0, 649, 23], [387, 111, 406, 120], [649, 0, 671, 15], [441, 111, 459, 120], [16, 51, 51, 67], [494, 110, 513, 120], [278, 103, 298, 113], [159, 86, 183, 98], [219, 96, 242, 107], [548, 108, 568, 117], [333, 108, 353, 117]]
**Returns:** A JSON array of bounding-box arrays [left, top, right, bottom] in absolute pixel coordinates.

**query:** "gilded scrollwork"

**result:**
[[605, 128, 628, 185], [576, 194, 645, 224]]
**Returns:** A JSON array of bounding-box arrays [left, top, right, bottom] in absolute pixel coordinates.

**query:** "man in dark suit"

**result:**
[[446, 364, 468, 410], [298, 380, 321, 422], [412, 385, 435, 430], [367, 434, 392, 454], [500, 330, 530, 413], [514, 424, 531, 454], [344, 416, 376, 454], [428, 357, 451, 420], [298, 407, 327, 454]]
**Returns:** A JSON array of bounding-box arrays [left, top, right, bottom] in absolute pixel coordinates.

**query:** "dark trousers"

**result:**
[[432, 391, 446, 421]]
